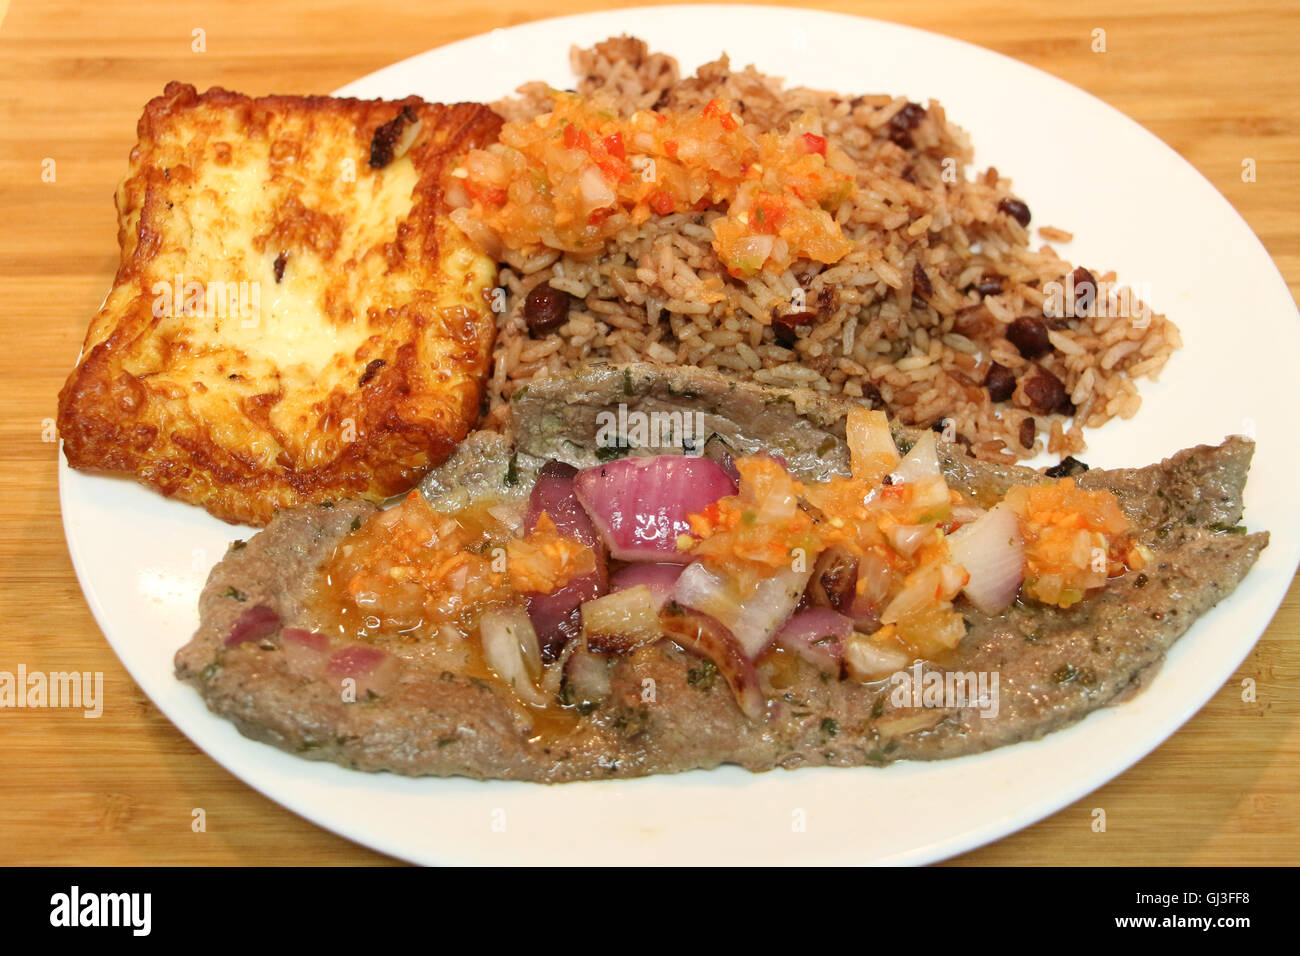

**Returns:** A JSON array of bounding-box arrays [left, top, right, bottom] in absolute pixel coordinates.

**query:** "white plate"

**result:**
[[61, 5, 1300, 865]]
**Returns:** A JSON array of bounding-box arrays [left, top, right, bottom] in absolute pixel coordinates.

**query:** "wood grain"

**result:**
[[1, 0, 1296, 866]]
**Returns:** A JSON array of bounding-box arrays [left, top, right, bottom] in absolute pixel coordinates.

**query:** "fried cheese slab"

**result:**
[[58, 82, 503, 525]]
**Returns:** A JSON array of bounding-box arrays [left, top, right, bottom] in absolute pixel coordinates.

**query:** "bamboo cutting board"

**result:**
[[1, 0, 1296, 865]]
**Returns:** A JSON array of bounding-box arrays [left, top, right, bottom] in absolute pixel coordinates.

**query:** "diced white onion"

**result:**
[[946, 502, 1025, 615]]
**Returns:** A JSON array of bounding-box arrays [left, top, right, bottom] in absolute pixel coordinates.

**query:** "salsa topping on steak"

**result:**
[[175, 364, 1266, 782], [297, 406, 1149, 724]]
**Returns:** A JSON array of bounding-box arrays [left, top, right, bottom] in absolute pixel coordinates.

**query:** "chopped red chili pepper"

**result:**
[[800, 132, 828, 156], [702, 98, 739, 131], [649, 190, 676, 215], [465, 181, 508, 205]]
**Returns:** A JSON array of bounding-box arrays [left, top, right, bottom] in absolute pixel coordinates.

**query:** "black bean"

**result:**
[[1044, 455, 1089, 478], [1018, 417, 1036, 449], [772, 310, 817, 348], [888, 102, 926, 148], [523, 283, 572, 337], [1023, 366, 1073, 416], [911, 262, 933, 299], [816, 285, 839, 316], [998, 197, 1031, 228], [972, 275, 1003, 297], [1006, 315, 1052, 358], [984, 362, 1016, 402], [1072, 265, 1097, 316]]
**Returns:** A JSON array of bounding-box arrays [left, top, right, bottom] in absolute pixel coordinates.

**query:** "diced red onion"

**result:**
[[325, 644, 396, 699], [610, 563, 684, 611], [661, 611, 765, 721], [281, 628, 330, 677], [225, 604, 280, 647], [775, 608, 852, 674], [524, 460, 609, 660], [527, 460, 603, 552], [947, 501, 1025, 615], [702, 434, 741, 484], [282, 628, 328, 652], [573, 455, 735, 563], [672, 561, 811, 658], [326, 644, 387, 677], [525, 570, 605, 663]]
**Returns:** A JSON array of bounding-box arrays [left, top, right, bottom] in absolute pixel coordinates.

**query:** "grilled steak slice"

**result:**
[[175, 365, 1267, 781]]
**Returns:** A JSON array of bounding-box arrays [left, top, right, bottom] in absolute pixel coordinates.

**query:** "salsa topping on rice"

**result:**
[[446, 91, 855, 275], [451, 36, 1180, 472]]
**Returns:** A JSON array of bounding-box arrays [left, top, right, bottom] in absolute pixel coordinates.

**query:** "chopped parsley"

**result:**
[[1053, 664, 1080, 684], [1209, 522, 1248, 535], [686, 659, 718, 690]]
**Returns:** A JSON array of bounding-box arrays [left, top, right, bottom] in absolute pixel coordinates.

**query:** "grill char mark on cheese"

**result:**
[[369, 104, 421, 169]]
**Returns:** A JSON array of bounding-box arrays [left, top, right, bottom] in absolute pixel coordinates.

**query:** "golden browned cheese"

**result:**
[[57, 82, 503, 525]]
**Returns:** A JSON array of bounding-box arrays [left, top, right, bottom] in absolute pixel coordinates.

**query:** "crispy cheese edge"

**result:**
[[57, 83, 504, 525]]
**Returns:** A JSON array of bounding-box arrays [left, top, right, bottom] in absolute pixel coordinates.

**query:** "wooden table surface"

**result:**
[[1, 0, 1296, 866]]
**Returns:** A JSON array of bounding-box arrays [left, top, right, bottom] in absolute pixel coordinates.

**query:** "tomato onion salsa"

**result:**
[[302, 408, 1150, 724], [444, 92, 854, 276]]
